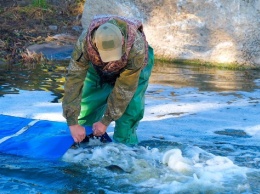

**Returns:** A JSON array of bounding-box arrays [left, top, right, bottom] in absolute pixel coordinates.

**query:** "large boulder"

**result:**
[[81, 0, 260, 68]]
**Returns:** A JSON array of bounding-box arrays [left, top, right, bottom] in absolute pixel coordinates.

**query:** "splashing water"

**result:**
[[61, 140, 251, 194]]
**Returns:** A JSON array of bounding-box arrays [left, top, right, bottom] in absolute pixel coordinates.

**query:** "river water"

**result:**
[[0, 61, 259, 193]]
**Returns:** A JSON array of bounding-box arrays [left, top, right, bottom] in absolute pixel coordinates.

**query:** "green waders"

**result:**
[[78, 46, 154, 145]]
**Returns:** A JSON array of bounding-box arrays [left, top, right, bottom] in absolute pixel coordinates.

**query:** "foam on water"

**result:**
[[62, 142, 251, 193]]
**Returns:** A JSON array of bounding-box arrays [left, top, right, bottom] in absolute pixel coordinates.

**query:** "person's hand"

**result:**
[[69, 124, 86, 143], [93, 122, 107, 136]]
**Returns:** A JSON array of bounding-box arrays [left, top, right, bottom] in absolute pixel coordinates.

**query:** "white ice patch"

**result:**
[[245, 125, 260, 137], [0, 90, 64, 122]]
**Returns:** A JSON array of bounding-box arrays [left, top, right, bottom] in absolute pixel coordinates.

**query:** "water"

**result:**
[[150, 62, 259, 92], [0, 63, 66, 102], [0, 61, 260, 193]]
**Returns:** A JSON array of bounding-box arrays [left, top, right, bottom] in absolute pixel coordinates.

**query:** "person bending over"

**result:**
[[62, 15, 154, 145]]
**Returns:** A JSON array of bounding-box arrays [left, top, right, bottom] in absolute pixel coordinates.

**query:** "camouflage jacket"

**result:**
[[62, 16, 148, 126]]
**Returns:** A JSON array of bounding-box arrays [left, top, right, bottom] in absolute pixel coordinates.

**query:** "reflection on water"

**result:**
[[0, 61, 259, 101], [0, 62, 67, 102], [150, 61, 260, 92]]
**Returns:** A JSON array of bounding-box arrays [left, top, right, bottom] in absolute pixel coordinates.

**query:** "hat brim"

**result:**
[[99, 48, 122, 62]]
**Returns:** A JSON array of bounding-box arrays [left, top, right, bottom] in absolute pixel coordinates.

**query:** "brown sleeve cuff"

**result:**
[[66, 117, 78, 126], [100, 115, 113, 126]]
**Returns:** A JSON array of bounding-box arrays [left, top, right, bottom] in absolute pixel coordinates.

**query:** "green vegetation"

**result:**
[[32, 0, 48, 9]]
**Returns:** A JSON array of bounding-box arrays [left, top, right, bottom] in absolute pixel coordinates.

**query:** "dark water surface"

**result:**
[[0, 63, 66, 102], [0, 61, 260, 193], [1, 61, 259, 99], [150, 62, 260, 92]]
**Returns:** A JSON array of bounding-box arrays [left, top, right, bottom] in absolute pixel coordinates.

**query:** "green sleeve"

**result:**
[[62, 30, 90, 126], [101, 31, 146, 126]]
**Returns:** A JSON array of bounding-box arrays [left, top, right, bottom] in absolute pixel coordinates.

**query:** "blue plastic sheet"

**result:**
[[0, 115, 34, 139], [0, 115, 74, 160]]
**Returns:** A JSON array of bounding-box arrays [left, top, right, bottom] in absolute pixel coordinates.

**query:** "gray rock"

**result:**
[[81, 0, 260, 68], [48, 25, 58, 31], [26, 34, 78, 60], [16, 0, 29, 6], [72, 25, 83, 32], [27, 43, 73, 60]]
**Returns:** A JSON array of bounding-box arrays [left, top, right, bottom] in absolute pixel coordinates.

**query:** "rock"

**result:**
[[16, 0, 29, 6], [27, 43, 73, 60], [72, 25, 83, 33], [26, 34, 78, 60], [81, 0, 260, 68], [48, 25, 58, 31]]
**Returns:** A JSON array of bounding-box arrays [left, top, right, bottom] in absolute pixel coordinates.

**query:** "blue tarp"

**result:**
[[0, 115, 74, 160]]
